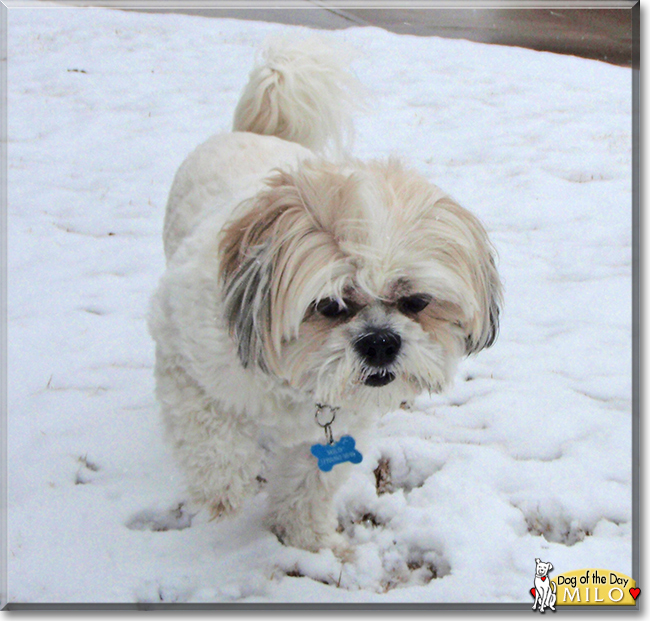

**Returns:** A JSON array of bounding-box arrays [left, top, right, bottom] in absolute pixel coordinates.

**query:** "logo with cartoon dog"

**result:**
[[529, 560, 640, 608], [531, 558, 557, 613]]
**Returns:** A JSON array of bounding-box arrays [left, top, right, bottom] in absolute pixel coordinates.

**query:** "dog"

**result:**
[[532, 558, 557, 612], [149, 36, 502, 553]]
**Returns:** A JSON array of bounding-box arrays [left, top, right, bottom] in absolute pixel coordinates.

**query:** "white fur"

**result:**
[[149, 37, 502, 553], [162, 132, 312, 263], [232, 35, 364, 156]]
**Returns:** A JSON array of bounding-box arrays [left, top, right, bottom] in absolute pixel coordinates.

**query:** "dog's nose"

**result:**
[[354, 329, 401, 367]]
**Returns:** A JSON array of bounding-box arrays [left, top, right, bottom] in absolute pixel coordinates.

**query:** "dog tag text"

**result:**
[[311, 435, 363, 472]]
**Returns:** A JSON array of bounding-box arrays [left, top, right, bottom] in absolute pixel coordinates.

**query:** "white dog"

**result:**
[[149, 37, 502, 553], [532, 558, 557, 612]]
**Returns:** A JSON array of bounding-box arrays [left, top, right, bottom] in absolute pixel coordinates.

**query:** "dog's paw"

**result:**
[[272, 522, 354, 557], [207, 500, 231, 521], [325, 532, 356, 562], [189, 485, 246, 521]]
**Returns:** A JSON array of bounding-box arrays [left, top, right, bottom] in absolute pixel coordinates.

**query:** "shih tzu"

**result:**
[[149, 37, 502, 553]]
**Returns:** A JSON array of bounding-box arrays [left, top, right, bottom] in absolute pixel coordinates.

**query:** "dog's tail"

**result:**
[[232, 36, 365, 155]]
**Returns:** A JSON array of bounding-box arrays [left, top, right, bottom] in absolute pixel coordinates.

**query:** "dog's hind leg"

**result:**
[[155, 355, 261, 517]]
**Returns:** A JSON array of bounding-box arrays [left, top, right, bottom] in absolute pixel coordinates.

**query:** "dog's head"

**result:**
[[535, 559, 553, 577], [219, 158, 502, 409]]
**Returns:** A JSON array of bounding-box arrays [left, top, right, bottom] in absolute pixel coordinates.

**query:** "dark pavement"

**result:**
[[44, 1, 638, 67]]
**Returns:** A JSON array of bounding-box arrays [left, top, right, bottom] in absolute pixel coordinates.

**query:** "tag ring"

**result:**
[[315, 403, 339, 445]]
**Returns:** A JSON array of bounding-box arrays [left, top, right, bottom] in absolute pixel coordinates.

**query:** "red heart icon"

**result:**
[[629, 587, 641, 600], [541, 577, 546, 581], [530, 588, 536, 598]]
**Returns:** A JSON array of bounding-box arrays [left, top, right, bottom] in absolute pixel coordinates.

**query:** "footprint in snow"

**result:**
[[75, 455, 100, 485], [135, 579, 192, 604], [126, 502, 193, 532]]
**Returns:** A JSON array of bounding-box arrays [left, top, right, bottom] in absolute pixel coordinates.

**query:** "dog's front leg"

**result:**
[[532, 590, 539, 610], [155, 355, 261, 517], [542, 586, 551, 613], [266, 442, 351, 554], [539, 587, 548, 613]]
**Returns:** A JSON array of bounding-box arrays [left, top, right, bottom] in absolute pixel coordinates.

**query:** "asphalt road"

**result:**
[[36, 1, 638, 67], [129, 4, 636, 67]]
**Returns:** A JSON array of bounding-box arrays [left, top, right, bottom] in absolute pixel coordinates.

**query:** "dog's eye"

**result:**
[[397, 294, 432, 315], [316, 297, 353, 319]]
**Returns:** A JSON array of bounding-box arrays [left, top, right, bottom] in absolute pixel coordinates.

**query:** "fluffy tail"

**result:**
[[232, 36, 365, 155]]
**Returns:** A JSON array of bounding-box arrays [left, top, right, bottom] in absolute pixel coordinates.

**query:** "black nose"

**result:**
[[354, 329, 401, 367]]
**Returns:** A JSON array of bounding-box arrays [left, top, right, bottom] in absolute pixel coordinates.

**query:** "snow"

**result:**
[[6, 6, 633, 605]]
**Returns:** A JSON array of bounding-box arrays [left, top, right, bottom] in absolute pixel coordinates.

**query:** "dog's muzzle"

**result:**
[[354, 328, 401, 387]]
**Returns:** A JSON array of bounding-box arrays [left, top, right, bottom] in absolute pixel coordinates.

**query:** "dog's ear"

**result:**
[[219, 171, 300, 372], [464, 250, 501, 356], [219, 166, 346, 372], [535, 558, 540, 564], [432, 197, 503, 356], [547, 563, 553, 571]]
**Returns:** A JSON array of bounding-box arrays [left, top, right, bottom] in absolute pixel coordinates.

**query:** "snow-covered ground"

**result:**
[[7, 6, 633, 605]]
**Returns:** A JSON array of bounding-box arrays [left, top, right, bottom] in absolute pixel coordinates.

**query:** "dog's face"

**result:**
[[535, 559, 553, 578], [219, 158, 501, 410]]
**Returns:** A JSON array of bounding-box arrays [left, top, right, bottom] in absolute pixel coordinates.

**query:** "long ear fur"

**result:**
[[432, 197, 502, 355], [465, 249, 501, 355], [219, 235, 274, 373], [219, 174, 301, 372], [218, 166, 351, 372]]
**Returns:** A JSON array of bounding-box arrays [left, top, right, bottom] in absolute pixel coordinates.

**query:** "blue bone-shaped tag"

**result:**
[[311, 435, 363, 472]]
